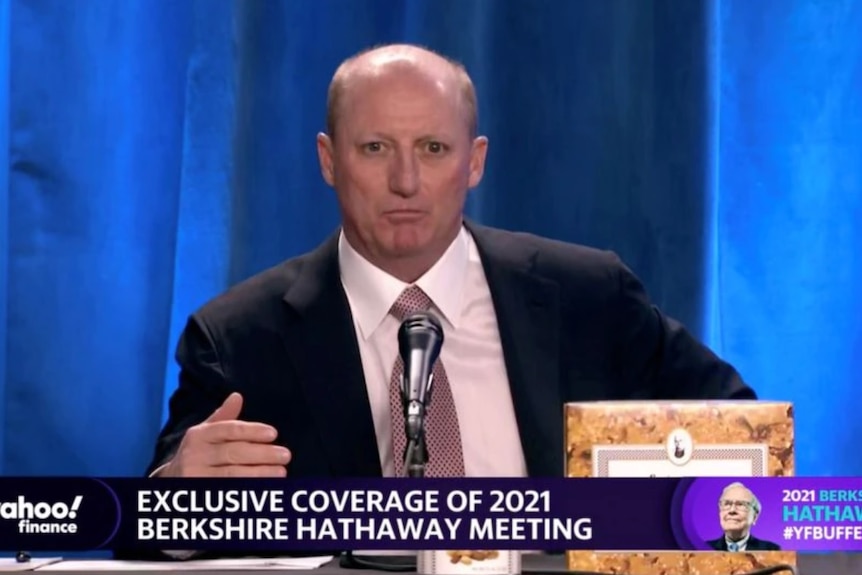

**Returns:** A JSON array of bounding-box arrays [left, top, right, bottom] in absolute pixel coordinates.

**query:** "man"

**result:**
[[147, 43, 754, 482], [707, 482, 781, 551]]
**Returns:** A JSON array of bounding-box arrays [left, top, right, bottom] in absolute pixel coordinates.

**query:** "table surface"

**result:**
[[20, 552, 862, 574]]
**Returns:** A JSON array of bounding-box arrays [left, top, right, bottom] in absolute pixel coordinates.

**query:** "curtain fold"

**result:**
[[713, 0, 862, 476], [7, 0, 194, 474], [0, 0, 9, 475], [2, 0, 860, 476]]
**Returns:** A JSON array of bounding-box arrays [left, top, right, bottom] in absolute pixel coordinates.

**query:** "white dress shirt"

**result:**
[[338, 225, 528, 478], [725, 534, 749, 551]]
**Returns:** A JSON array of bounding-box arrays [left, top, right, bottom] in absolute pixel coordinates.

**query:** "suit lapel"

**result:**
[[281, 232, 382, 477], [466, 221, 563, 477], [746, 536, 758, 551]]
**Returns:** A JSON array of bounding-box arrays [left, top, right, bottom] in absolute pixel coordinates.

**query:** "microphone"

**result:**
[[397, 311, 444, 477]]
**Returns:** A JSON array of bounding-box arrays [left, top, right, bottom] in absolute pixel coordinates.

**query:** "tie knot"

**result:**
[[390, 285, 433, 320]]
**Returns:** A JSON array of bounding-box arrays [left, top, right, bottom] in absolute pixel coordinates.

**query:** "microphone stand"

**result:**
[[342, 369, 431, 575], [402, 374, 433, 478]]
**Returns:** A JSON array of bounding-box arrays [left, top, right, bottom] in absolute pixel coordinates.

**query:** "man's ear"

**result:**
[[468, 136, 488, 188], [317, 133, 335, 186]]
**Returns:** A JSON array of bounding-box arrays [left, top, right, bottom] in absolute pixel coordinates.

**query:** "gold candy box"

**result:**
[[564, 401, 796, 575], [417, 549, 520, 574]]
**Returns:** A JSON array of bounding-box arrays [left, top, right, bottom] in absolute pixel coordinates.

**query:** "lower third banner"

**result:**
[[0, 477, 860, 552]]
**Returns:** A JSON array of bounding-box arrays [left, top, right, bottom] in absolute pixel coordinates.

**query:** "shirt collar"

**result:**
[[726, 534, 749, 549], [338, 226, 470, 340]]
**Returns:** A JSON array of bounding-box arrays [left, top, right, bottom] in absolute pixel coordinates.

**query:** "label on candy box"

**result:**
[[417, 550, 521, 575]]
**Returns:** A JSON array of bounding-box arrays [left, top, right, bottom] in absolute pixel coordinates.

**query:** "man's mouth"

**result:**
[[383, 210, 425, 223]]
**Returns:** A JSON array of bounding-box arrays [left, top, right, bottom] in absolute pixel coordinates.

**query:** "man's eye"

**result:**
[[363, 142, 383, 153], [425, 141, 446, 154]]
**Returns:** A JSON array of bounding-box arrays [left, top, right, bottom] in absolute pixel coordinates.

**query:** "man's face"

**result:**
[[317, 62, 487, 274], [719, 486, 757, 538]]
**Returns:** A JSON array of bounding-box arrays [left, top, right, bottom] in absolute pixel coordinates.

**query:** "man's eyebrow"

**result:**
[[354, 132, 392, 140], [351, 133, 455, 143], [416, 134, 453, 141]]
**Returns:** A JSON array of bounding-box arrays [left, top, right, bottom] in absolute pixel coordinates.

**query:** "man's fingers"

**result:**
[[209, 442, 292, 467], [202, 420, 278, 444], [205, 392, 243, 423], [172, 396, 288, 479], [215, 465, 288, 478]]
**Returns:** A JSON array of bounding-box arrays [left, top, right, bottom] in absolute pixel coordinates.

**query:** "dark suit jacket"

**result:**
[[707, 535, 782, 551], [146, 220, 755, 478]]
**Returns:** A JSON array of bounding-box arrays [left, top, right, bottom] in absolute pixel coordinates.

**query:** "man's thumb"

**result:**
[[205, 392, 243, 423]]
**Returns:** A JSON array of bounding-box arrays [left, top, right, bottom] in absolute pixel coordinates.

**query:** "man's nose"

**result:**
[[388, 150, 420, 196]]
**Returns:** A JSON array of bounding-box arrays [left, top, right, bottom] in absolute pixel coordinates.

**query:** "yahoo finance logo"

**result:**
[[0, 495, 83, 534]]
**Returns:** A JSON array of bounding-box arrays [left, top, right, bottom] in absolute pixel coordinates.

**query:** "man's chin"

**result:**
[[383, 236, 433, 259]]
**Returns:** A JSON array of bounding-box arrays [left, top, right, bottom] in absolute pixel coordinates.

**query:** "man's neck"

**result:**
[[383, 255, 444, 284]]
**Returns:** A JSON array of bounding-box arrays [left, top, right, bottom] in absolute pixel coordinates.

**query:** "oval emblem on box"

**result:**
[[666, 428, 693, 466]]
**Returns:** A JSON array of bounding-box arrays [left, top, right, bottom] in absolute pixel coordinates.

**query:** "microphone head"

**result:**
[[397, 311, 444, 366]]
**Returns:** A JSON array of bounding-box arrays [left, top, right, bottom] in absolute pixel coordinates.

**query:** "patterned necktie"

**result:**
[[388, 285, 465, 477], [728, 542, 740, 552]]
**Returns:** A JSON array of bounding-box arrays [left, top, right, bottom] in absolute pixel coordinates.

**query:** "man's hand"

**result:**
[[158, 393, 291, 477]]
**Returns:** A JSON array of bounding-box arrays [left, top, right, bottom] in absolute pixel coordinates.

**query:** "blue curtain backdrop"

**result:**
[[2, 0, 860, 476]]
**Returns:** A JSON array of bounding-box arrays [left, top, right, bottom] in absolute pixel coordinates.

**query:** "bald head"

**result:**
[[325, 44, 478, 140]]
